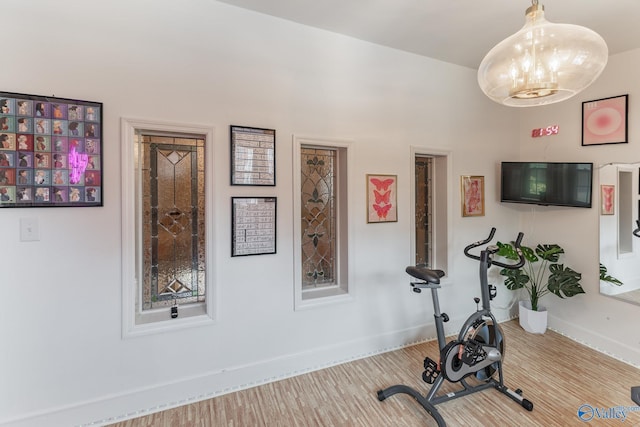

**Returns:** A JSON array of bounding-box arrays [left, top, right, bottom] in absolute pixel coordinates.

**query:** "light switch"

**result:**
[[20, 217, 39, 242]]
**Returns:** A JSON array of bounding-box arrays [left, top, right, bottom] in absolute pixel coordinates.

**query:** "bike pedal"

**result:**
[[460, 339, 485, 366], [422, 357, 439, 384]]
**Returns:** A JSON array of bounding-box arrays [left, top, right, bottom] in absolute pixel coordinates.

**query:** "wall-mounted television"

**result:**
[[501, 162, 593, 208]]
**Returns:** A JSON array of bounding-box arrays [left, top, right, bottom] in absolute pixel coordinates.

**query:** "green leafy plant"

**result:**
[[599, 263, 623, 286], [496, 242, 585, 311]]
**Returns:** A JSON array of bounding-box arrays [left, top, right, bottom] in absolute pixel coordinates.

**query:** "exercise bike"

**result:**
[[377, 228, 533, 426]]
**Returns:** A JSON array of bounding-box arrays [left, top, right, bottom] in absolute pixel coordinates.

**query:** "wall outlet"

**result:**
[[20, 218, 39, 242]]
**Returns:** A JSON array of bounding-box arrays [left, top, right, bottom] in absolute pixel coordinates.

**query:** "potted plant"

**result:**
[[599, 263, 623, 286], [496, 242, 585, 333]]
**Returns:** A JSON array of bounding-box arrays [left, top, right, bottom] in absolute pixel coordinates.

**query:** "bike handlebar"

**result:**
[[464, 227, 526, 269], [463, 227, 497, 252]]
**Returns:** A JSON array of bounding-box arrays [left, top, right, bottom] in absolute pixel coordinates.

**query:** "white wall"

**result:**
[[5, 2, 639, 426], [514, 49, 640, 366], [0, 1, 522, 426], [599, 164, 640, 296]]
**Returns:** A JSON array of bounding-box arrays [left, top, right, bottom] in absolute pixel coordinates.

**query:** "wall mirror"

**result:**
[[599, 163, 640, 305]]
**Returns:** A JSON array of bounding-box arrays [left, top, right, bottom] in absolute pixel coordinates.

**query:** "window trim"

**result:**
[[293, 135, 354, 310], [410, 146, 452, 276], [121, 118, 216, 338]]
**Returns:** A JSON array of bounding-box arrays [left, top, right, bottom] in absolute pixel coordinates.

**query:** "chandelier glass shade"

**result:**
[[478, 1, 608, 107]]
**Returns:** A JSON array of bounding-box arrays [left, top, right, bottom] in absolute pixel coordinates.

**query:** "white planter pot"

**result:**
[[518, 300, 548, 334]]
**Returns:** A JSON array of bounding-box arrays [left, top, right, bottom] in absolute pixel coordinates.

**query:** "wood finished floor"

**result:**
[[108, 320, 640, 426]]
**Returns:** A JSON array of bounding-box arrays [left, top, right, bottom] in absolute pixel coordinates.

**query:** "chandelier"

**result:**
[[477, 0, 608, 107]]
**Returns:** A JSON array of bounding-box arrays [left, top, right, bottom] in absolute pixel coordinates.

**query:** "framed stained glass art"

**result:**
[[0, 91, 103, 207]]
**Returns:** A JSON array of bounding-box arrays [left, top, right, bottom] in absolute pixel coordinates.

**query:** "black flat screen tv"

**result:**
[[501, 162, 593, 208]]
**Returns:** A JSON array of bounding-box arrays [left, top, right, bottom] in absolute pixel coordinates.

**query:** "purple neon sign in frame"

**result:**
[[0, 91, 103, 207]]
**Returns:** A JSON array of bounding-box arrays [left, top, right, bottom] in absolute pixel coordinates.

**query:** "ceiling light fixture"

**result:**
[[477, 0, 608, 107]]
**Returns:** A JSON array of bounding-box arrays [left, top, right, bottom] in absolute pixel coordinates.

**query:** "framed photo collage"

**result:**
[[0, 91, 103, 207]]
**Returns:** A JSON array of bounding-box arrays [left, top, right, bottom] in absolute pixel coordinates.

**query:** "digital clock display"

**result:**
[[531, 125, 559, 138]]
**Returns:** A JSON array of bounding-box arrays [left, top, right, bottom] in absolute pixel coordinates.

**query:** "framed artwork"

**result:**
[[366, 174, 397, 223], [231, 197, 277, 256], [582, 94, 628, 146], [0, 91, 102, 207], [461, 175, 484, 217], [601, 185, 615, 215], [230, 125, 275, 186]]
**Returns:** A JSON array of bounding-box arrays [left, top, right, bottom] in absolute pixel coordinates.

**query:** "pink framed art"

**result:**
[[461, 175, 484, 217], [582, 95, 628, 146], [366, 174, 397, 223], [601, 185, 615, 215]]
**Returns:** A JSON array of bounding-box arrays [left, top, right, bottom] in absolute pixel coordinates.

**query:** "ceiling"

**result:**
[[217, 0, 640, 69]]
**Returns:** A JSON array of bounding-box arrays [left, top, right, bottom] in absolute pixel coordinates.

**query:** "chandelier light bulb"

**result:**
[[478, 1, 608, 107]]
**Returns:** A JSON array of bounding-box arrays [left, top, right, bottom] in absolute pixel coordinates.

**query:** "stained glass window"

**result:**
[[300, 147, 336, 290], [415, 156, 433, 267], [140, 135, 206, 310]]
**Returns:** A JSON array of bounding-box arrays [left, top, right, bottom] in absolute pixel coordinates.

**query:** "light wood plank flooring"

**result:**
[[109, 320, 640, 426]]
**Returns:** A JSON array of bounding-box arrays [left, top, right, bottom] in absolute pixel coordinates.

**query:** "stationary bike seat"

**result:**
[[406, 266, 445, 284]]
